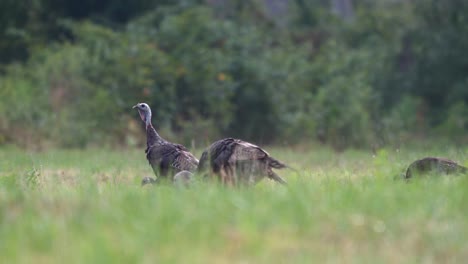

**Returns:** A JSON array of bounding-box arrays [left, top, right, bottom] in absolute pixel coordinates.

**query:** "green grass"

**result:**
[[0, 145, 467, 263]]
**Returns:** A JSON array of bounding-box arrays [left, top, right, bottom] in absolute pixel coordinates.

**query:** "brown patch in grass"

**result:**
[[40, 169, 80, 187], [23, 168, 141, 188]]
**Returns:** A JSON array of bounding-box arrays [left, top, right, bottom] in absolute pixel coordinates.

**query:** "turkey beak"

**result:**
[[132, 105, 138, 109]]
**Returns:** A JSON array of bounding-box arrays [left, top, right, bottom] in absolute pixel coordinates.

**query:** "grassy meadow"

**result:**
[[0, 144, 467, 263]]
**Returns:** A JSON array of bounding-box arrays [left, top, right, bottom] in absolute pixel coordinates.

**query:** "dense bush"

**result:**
[[0, 0, 467, 149]]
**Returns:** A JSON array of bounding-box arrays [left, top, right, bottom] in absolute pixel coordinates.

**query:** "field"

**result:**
[[0, 144, 467, 263]]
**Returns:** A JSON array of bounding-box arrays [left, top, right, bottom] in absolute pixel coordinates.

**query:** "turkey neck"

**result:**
[[145, 113, 165, 148]]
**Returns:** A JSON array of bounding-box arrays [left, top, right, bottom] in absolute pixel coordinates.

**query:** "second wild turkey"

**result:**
[[405, 157, 468, 179], [198, 138, 289, 186], [133, 103, 199, 184]]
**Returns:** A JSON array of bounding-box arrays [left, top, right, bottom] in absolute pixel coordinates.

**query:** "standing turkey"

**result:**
[[133, 103, 199, 185], [198, 138, 289, 186], [405, 157, 468, 179]]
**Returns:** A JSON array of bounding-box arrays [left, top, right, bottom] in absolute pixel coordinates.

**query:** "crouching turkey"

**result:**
[[405, 157, 468, 179], [141, 170, 194, 187], [198, 138, 289, 186], [133, 103, 199, 185]]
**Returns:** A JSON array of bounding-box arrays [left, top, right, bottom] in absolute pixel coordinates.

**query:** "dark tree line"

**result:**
[[0, 0, 467, 149]]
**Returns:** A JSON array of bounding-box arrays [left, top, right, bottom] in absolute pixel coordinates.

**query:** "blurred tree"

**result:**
[[409, 0, 468, 125], [1, 0, 467, 148], [0, 0, 36, 64], [331, 0, 354, 21]]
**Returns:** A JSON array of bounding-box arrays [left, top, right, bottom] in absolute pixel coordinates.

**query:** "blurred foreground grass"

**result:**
[[0, 145, 467, 263]]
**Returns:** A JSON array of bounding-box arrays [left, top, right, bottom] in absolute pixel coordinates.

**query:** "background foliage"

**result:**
[[0, 0, 467, 149]]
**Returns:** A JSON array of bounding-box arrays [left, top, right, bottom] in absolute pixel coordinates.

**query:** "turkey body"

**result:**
[[405, 157, 468, 179], [146, 141, 199, 179], [198, 138, 288, 186]]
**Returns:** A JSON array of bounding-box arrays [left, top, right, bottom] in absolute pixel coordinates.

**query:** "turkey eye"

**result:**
[[140, 105, 145, 108]]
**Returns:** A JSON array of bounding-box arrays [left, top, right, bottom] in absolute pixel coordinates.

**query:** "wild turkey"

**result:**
[[405, 157, 468, 179], [198, 138, 289, 186], [133, 103, 199, 183]]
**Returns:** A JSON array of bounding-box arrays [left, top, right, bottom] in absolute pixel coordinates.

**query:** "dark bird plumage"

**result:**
[[405, 157, 468, 179], [198, 138, 288, 186], [133, 103, 199, 183]]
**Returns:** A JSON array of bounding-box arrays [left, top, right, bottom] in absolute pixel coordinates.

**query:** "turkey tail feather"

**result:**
[[268, 157, 300, 173], [268, 157, 287, 169]]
